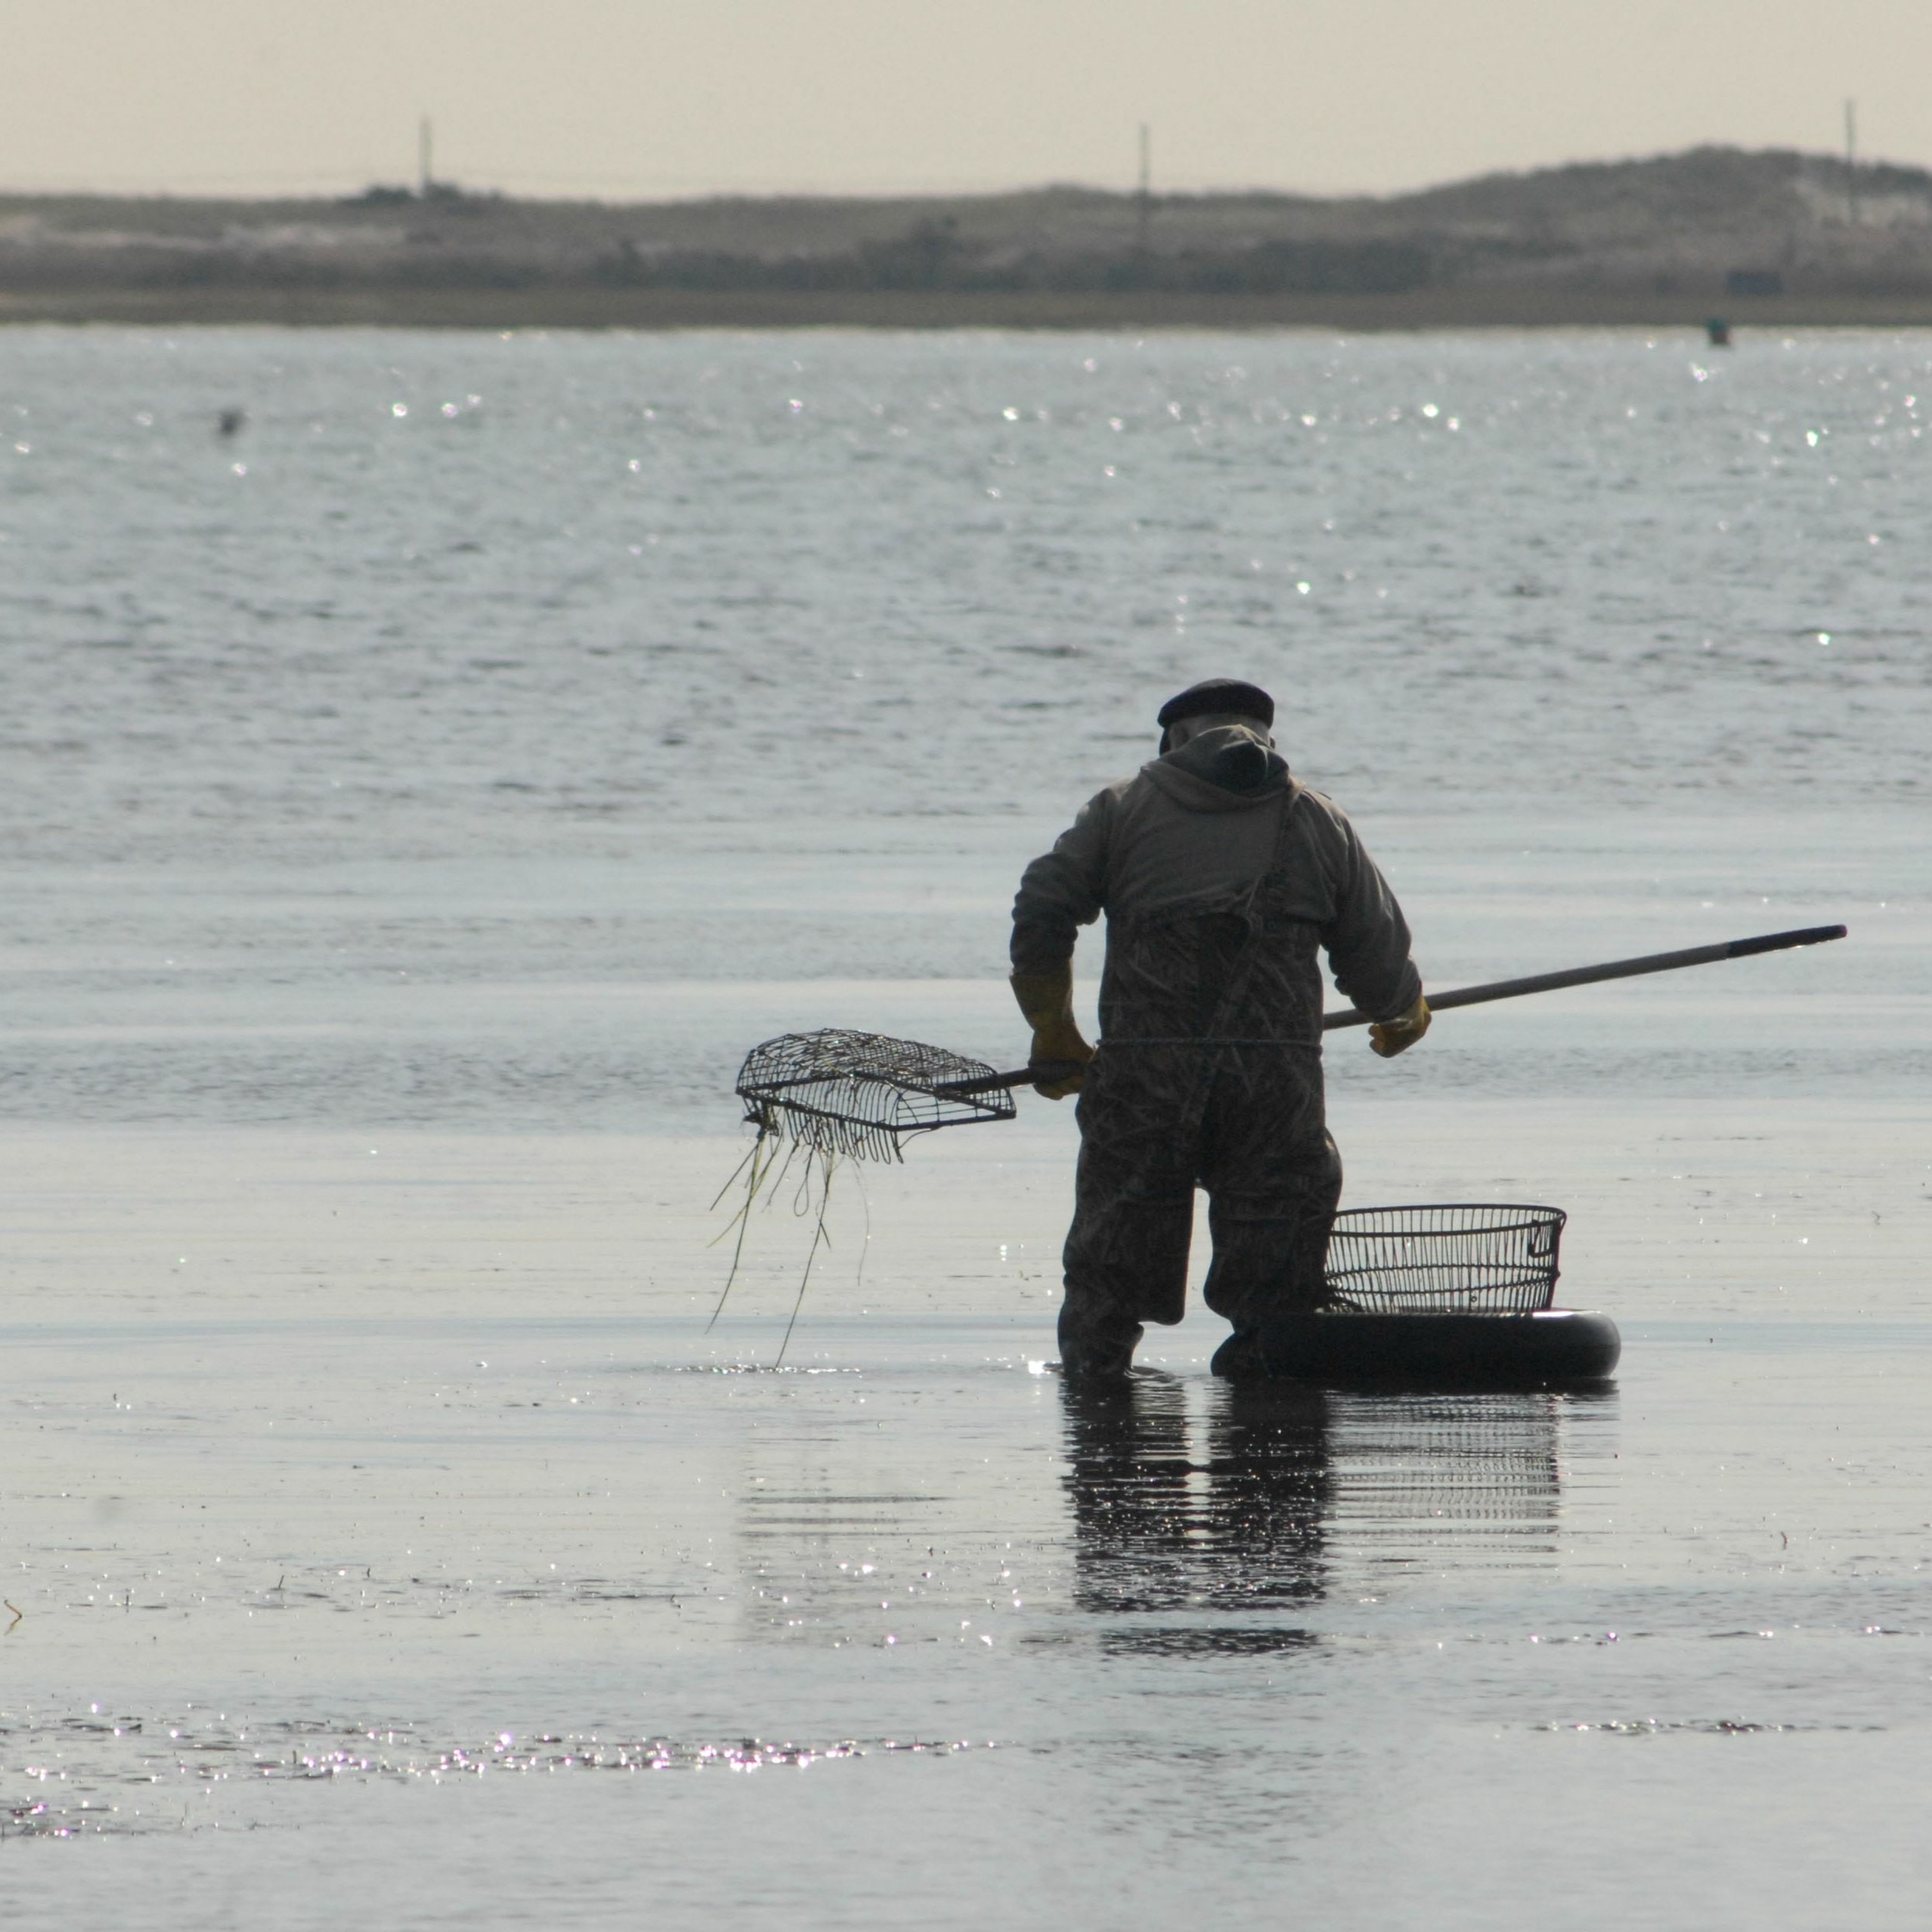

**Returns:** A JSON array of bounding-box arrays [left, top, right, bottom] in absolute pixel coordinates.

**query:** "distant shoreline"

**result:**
[[7, 287, 1932, 330], [10, 151, 1932, 331]]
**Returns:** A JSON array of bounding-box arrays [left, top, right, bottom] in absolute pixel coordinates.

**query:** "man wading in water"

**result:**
[[1009, 678, 1430, 1381]]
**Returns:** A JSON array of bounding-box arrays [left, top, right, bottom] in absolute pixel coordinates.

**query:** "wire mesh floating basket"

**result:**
[[735, 1028, 1017, 1163], [1323, 1204, 1566, 1315]]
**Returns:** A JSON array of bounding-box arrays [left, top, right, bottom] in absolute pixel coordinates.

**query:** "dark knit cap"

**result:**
[[1156, 678, 1274, 751]]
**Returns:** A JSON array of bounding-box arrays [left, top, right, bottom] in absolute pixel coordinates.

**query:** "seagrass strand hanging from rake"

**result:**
[[718, 1028, 1068, 1363], [734, 1028, 1023, 1163]]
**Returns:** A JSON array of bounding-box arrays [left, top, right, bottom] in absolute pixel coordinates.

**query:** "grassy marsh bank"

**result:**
[[9, 285, 1932, 330]]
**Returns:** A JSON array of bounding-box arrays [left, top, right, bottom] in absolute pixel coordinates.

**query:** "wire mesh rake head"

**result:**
[[1323, 1204, 1566, 1314], [735, 1028, 1018, 1162]]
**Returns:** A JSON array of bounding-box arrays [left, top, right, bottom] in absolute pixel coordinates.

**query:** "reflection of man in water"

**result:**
[[1061, 1376, 1331, 1638], [1061, 1379, 1577, 1640], [1010, 679, 1429, 1380]]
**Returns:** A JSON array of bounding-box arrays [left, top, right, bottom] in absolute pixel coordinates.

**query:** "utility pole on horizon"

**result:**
[[1136, 124, 1152, 256], [1844, 99, 1858, 226], [419, 117, 435, 198]]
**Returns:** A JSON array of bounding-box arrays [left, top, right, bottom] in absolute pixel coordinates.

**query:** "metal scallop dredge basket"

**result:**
[[1323, 1204, 1566, 1314], [735, 1028, 1016, 1164]]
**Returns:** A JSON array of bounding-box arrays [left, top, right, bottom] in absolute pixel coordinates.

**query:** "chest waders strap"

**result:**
[[1186, 788, 1306, 1043], [1101, 788, 1325, 1056]]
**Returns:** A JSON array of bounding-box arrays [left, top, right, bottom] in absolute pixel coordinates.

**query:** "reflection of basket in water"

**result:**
[[1324, 1205, 1566, 1314]]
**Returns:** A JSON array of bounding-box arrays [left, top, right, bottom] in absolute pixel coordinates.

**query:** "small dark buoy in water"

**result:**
[[1705, 317, 1732, 347], [218, 408, 246, 437]]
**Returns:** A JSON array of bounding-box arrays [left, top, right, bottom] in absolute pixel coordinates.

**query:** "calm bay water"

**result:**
[[1, 327, 1929, 1924]]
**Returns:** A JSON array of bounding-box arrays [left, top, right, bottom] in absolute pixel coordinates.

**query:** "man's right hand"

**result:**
[[1368, 993, 1431, 1058], [1010, 968, 1097, 1099]]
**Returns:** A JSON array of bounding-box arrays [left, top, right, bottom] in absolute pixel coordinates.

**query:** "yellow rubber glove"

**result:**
[[1368, 992, 1432, 1059], [1009, 967, 1097, 1099]]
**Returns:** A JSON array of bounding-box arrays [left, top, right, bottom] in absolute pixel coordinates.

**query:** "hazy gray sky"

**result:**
[[7, 1, 1929, 200]]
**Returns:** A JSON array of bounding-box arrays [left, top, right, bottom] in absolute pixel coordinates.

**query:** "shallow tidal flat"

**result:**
[[5, 1097, 1931, 1923], [1, 327, 1928, 1922]]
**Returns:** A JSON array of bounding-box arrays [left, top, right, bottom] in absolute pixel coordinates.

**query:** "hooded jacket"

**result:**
[[1010, 724, 1421, 1024]]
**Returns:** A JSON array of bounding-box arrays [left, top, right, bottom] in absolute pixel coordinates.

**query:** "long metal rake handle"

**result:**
[[945, 923, 1847, 1091], [1323, 923, 1848, 1030], [936, 1059, 1085, 1097]]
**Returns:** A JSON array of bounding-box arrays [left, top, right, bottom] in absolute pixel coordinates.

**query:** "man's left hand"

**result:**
[[1010, 969, 1097, 1098]]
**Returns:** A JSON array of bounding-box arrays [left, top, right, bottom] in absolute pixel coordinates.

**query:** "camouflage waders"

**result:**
[[1060, 799, 1343, 1362]]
